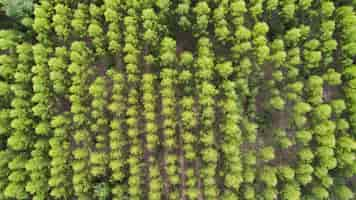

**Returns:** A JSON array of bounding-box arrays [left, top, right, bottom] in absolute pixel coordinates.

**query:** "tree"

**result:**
[[307, 75, 324, 104], [285, 28, 301, 45], [270, 96, 285, 110], [0, 0, 33, 18], [5, 155, 29, 199], [312, 186, 329, 199], [281, 3, 296, 20], [266, 0, 278, 11], [278, 166, 295, 181], [235, 26, 251, 41], [314, 104, 332, 121], [260, 146, 275, 162], [94, 182, 110, 200], [296, 130, 312, 144], [156, 0, 170, 10], [281, 183, 301, 200], [243, 185, 255, 199], [293, 102, 311, 114], [253, 22, 269, 36], [179, 51, 193, 66], [160, 37, 176, 66], [202, 148, 218, 163], [334, 185, 354, 200], [343, 65, 356, 79], [321, 1, 335, 18], [217, 61, 233, 78], [323, 69, 342, 86], [71, 4, 89, 37], [299, 0, 312, 10], [142, 8, 159, 46], [230, 0, 247, 17], [0, 81, 10, 97], [331, 99, 346, 116], [298, 148, 314, 162], [88, 20, 106, 56], [260, 166, 277, 187], [263, 187, 277, 200], [296, 163, 313, 185], [308, 75, 323, 90], [193, 1, 211, 34], [53, 4, 70, 40], [213, 3, 231, 42]]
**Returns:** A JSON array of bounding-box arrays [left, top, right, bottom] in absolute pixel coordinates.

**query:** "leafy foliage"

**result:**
[[0, 0, 355, 200], [0, 0, 33, 18]]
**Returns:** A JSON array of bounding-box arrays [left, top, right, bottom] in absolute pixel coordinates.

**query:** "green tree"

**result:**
[[323, 69, 342, 86], [0, 0, 33, 18], [281, 183, 301, 200], [217, 61, 233, 78], [314, 104, 332, 121], [278, 166, 295, 181], [311, 186, 329, 199], [260, 166, 277, 187], [334, 185, 354, 200], [270, 96, 285, 110], [260, 146, 275, 162], [331, 99, 346, 116], [193, 1, 210, 34], [94, 182, 110, 200], [160, 37, 176, 66]]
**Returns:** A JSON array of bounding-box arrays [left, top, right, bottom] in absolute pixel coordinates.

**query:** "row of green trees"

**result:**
[[160, 37, 179, 199]]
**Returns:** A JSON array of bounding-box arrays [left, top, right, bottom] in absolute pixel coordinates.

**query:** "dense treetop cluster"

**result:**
[[0, 0, 356, 200]]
